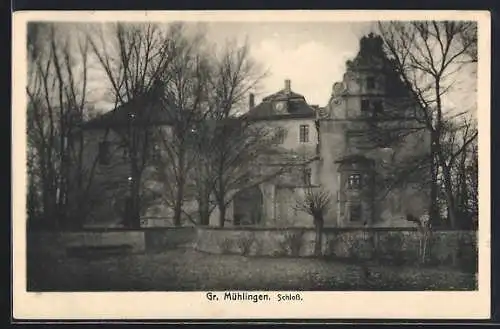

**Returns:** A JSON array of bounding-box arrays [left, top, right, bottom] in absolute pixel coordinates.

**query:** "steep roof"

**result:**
[[80, 95, 176, 130], [261, 89, 306, 102], [243, 80, 317, 121]]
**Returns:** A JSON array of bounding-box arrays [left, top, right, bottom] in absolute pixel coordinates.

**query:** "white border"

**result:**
[[12, 10, 491, 320]]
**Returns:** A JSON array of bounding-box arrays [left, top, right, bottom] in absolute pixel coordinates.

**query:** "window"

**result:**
[[373, 100, 384, 115], [122, 147, 128, 161], [348, 173, 362, 189], [275, 128, 286, 144], [361, 99, 370, 112], [361, 99, 383, 116], [98, 141, 111, 165], [303, 167, 312, 186], [151, 143, 161, 161], [299, 124, 309, 143], [366, 77, 376, 90], [350, 204, 362, 222]]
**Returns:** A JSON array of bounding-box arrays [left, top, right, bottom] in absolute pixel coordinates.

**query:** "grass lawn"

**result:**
[[28, 247, 477, 291]]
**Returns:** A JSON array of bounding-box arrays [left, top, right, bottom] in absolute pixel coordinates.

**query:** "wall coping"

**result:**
[[28, 226, 476, 234], [28, 227, 196, 233], [196, 226, 477, 233]]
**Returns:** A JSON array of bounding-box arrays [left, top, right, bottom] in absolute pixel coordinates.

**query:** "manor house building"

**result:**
[[79, 33, 430, 228]]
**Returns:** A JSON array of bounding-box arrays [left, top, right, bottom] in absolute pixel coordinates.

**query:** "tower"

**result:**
[[319, 33, 430, 227]]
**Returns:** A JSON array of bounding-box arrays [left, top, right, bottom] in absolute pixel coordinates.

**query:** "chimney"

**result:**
[[249, 93, 255, 109], [285, 79, 291, 94]]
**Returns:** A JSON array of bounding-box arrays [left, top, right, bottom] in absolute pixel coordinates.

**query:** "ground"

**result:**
[[28, 247, 477, 291]]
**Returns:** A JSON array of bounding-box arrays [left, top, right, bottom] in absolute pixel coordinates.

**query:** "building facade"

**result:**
[[78, 33, 430, 228]]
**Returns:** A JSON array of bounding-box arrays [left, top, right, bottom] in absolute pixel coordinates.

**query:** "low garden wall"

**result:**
[[27, 230, 147, 257], [27, 227, 197, 257], [194, 227, 478, 270], [144, 227, 196, 251]]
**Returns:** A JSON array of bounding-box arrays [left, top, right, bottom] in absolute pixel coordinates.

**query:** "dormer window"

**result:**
[[274, 101, 287, 113]]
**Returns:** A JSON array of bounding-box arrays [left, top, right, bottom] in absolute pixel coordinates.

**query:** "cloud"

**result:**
[[251, 38, 358, 106]]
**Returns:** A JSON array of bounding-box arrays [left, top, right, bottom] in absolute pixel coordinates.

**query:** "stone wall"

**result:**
[[194, 227, 478, 269], [27, 227, 197, 258], [144, 227, 196, 251], [27, 230, 146, 258]]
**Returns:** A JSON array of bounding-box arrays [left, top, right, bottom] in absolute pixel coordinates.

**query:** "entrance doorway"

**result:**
[[233, 186, 264, 226]]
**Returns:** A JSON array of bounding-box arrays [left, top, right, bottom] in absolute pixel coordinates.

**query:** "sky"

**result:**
[[75, 20, 475, 117], [203, 22, 376, 106], [201, 21, 476, 114], [90, 21, 376, 110]]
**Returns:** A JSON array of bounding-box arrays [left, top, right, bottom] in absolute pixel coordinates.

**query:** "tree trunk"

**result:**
[[314, 217, 324, 257], [440, 161, 458, 229], [218, 202, 226, 227], [458, 151, 468, 228], [430, 142, 439, 226], [173, 146, 186, 227], [129, 164, 142, 229], [200, 210, 209, 226], [130, 188, 141, 229], [421, 230, 429, 265], [198, 195, 210, 226], [173, 182, 185, 227]]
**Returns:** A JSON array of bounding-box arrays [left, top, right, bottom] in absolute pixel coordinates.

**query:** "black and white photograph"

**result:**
[[13, 10, 490, 319]]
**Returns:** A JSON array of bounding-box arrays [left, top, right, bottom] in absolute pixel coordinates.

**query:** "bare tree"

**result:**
[[377, 21, 478, 228], [405, 213, 432, 264], [441, 115, 478, 228], [150, 26, 214, 227], [27, 22, 94, 229], [465, 139, 478, 227], [200, 119, 293, 227], [87, 22, 180, 228], [190, 121, 218, 225], [188, 39, 270, 227], [294, 187, 332, 257]]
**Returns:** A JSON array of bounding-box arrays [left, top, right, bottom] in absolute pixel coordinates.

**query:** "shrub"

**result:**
[[237, 232, 255, 256], [218, 237, 234, 254], [277, 230, 305, 257], [456, 238, 478, 273], [349, 236, 372, 261], [381, 233, 407, 266], [324, 234, 338, 258], [253, 239, 264, 256]]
